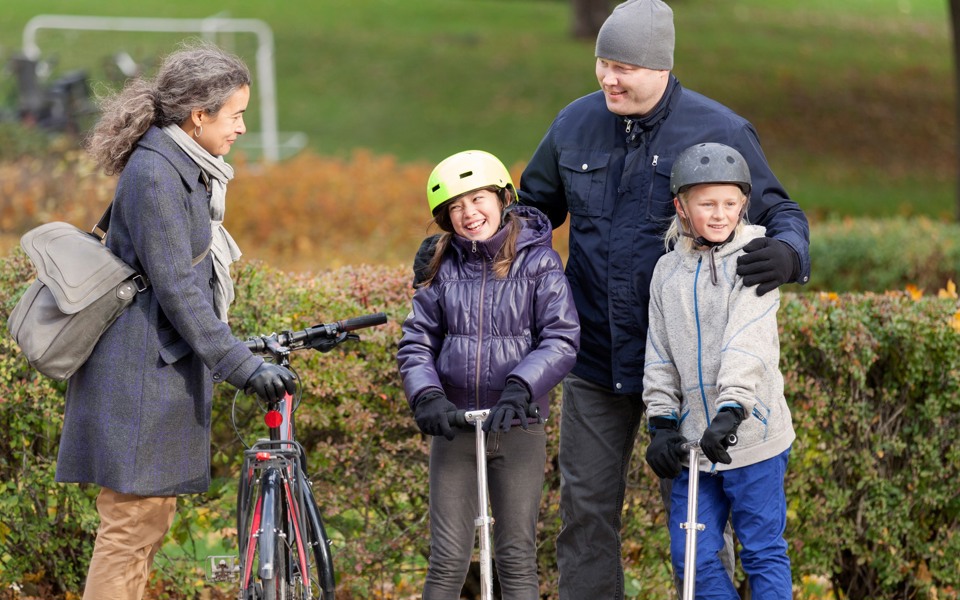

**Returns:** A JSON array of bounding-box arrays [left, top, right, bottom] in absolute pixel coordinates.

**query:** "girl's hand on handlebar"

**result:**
[[483, 380, 532, 433], [413, 390, 457, 441]]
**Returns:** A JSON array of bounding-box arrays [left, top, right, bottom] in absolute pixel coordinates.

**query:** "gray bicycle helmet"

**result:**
[[670, 142, 751, 196]]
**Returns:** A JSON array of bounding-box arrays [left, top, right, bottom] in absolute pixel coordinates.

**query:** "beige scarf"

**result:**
[[162, 125, 242, 323]]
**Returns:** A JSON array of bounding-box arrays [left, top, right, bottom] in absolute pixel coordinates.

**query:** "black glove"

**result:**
[[245, 363, 297, 402], [483, 379, 531, 433], [645, 417, 684, 479], [700, 406, 745, 465], [736, 237, 800, 296], [413, 390, 457, 440], [412, 234, 441, 288]]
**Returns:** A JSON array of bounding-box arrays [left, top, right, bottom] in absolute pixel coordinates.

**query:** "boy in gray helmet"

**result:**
[[643, 142, 795, 599]]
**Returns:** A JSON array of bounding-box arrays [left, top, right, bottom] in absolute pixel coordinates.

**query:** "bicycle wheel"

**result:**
[[301, 480, 336, 600]]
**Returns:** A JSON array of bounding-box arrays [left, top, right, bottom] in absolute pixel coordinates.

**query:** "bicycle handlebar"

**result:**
[[244, 312, 388, 357]]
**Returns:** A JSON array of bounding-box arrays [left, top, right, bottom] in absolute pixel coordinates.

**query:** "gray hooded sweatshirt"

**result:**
[[643, 224, 795, 471]]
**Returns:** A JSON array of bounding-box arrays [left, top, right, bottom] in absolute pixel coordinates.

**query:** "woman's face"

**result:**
[[191, 85, 249, 156], [446, 188, 503, 241]]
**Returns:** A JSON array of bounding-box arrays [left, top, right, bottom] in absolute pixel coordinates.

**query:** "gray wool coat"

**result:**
[[643, 225, 795, 472], [55, 126, 262, 496]]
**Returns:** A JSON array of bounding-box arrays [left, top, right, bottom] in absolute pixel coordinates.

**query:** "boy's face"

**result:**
[[595, 57, 669, 117], [446, 188, 503, 242], [675, 183, 746, 245]]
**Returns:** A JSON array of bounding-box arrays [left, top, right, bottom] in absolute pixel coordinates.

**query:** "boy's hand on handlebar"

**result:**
[[645, 417, 684, 479], [413, 391, 457, 440], [245, 363, 297, 402], [701, 406, 744, 465], [483, 380, 531, 433]]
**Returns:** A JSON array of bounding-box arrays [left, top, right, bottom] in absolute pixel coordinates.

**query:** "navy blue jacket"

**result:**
[[520, 77, 810, 394], [397, 205, 580, 421]]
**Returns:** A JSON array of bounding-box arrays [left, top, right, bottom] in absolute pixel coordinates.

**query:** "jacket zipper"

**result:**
[[646, 154, 659, 208], [694, 256, 711, 427], [473, 245, 485, 410]]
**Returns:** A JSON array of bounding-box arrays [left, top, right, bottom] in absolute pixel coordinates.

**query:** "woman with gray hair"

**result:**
[[56, 41, 295, 600]]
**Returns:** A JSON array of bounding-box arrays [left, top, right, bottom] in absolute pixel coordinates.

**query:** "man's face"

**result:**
[[595, 57, 669, 117]]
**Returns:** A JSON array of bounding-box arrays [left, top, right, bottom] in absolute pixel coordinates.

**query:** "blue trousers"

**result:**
[[556, 374, 736, 600], [423, 423, 546, 600], [670, 449, 793, 600]]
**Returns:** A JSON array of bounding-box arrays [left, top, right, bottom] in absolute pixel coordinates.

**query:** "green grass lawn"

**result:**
[[0, 0, 955, 219]]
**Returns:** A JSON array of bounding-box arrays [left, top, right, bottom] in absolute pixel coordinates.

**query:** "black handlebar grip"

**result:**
[[244, 337, 265, 352], [337, 312, 388, 332]]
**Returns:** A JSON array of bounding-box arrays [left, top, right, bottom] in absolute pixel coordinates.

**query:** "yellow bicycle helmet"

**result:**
[[426, 150, 515, 216]]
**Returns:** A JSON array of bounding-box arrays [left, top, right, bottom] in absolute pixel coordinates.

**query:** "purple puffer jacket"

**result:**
[[397, 205, 580, 421]]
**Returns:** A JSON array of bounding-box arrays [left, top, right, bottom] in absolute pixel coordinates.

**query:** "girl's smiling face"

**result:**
[[446, 188, 503, 241], [675, 183, 746, 244]]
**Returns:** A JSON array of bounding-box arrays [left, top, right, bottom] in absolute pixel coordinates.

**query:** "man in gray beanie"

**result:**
[[517, 0, 811, 598]]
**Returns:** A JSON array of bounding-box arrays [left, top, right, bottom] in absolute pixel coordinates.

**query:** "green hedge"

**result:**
[[801, 217, 960, 294], [1, 252, 958, 600]]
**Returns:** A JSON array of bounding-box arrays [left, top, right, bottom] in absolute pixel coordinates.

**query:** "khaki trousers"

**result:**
[[82, 487, 178, 600]]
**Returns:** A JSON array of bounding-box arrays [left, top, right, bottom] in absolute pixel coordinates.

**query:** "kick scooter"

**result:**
[[449, 404, 541, 600], [678, 434, 737, 600]]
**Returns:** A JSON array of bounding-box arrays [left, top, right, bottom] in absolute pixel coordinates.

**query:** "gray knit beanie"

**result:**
[[595, 0, 675, 70]]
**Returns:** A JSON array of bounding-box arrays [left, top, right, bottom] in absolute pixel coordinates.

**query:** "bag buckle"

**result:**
[[132, 274, 149, 293]]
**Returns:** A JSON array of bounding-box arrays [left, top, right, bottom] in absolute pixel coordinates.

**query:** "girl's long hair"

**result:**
[[421, 186, 520, 286], [85, 40, 251, 175]]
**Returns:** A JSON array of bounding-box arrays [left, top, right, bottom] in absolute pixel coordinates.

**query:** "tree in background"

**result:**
[[571, 0, 612, 39], [951, 0, 960, 220]]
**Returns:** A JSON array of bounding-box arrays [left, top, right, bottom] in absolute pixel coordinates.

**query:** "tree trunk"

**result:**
[[951, 0, 960, 220], [571, 0, 613, 40]]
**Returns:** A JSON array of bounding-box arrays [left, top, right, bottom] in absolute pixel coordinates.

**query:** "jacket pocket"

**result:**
[[157, 325, 192, 365], [648, 155, 676, 220], [559, 150, 610, 217]]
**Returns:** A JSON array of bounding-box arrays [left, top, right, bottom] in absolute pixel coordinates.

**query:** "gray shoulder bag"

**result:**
[[7, 203, 210, 381]]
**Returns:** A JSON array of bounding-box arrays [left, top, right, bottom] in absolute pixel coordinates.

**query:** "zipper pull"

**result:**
[[624, 119, 633, 134], [472, 240, 477, 253], [652, 154, 659, 167]]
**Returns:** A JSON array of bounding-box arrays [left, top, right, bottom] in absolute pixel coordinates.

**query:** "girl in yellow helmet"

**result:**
[[398, 149, 580, 598]]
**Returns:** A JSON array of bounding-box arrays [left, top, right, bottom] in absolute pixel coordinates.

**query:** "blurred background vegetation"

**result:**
[[1, 2, 959, 598], [0, 0, 955, 249]]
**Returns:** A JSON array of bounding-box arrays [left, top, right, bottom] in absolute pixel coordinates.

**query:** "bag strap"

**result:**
[[90, 202, 212, 289], [90, 202, 149, 291], [91, 202, 113, 242]]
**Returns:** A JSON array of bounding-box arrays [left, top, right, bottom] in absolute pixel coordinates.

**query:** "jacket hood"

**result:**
[[675, 224, 766, 270]]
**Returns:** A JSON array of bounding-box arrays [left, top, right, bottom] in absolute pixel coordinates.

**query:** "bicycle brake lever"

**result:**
[[307, 331, 358, 353]]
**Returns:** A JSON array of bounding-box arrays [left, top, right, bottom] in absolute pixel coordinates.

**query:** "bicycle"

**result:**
[[208, 311, 388, 600]]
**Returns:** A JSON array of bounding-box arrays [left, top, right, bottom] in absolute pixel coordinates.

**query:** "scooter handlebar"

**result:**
[[446, 402, 541, 427], [680, 433, 738, 452]]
